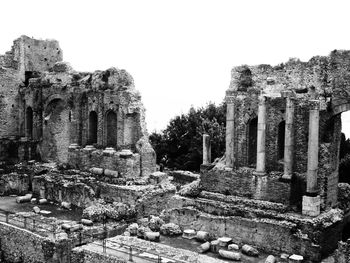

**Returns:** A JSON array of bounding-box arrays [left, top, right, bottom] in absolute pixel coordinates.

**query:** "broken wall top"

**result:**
[[227, 50, 350, 113], [0, 35, 63, 77]]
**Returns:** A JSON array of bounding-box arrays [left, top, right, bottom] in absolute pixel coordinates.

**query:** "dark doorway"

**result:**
[[248, 117, 258, 166], [106, 110, 117, 147], [278, 120, 286, 159], [88, 111, 98, 144], [26, 107, 33, 139]]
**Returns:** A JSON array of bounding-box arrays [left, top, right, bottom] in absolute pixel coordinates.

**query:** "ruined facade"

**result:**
[[0, 35, 156, 177], [164, 52, 350, 262]]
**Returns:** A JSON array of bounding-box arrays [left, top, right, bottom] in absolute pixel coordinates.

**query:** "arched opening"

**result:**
[[88, 111, 98, 144], [106, 110, 117, 147], [278, 120, 285, 160], [26, 107, 33, 139], [248, 117, 258, 166]]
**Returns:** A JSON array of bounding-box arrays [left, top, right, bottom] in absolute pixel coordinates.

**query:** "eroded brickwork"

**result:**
[[0, 36, 155, 177]]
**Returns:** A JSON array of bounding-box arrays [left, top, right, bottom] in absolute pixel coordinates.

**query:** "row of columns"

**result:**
[[224, 95, 320, 216]]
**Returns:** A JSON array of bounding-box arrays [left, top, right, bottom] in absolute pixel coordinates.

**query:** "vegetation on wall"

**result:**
[[149, 102, 226, 171], [339, 133, 350, 184]]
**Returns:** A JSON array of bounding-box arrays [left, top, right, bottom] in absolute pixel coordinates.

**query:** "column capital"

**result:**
[[309, 100, 320, 110], [258, 96, 267, 105], [225, 95, 235, 104]]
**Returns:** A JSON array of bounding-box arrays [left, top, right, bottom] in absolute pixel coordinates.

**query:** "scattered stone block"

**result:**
[[182, 229, 196, 239], [144, 231, 160, 242], [160, 223, 182, 236], [196, 230, 210, 242], [137, 226, 151, 238], [218, 237, 232, 247], [242, 244, 259, 257], [30, 198, 37, 204], [149, 216, 164, 232], [289, 254, 303, 262], [149, 172, 168, 185], [123, 231, 131, 236], [70, 224, 83, 232], [218, 249, 241, 261], [104, 169, 119, 178], [265, 255, 277, 263], [197, 241, 210, 253], [61, 201, 71, 209], [210, 240, 220, 253], [81, 219, 93, 226], [39, 210, 51, 215], [39, 198, 48, 204], [33, 206, 40, 213], [90, 167, 104, 175], [127, 223, 139, 236], [228, 244, 240, 251], [280, 253, 289, 261], [138, 217, 149, 227], [16, 194, 32, 203]]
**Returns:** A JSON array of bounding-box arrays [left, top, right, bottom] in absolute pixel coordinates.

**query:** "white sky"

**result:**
[[1, 0, 350, 136]]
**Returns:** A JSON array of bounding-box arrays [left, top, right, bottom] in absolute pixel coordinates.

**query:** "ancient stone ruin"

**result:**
[[1, 36, 350, 263], [0, 35, 156, 176]]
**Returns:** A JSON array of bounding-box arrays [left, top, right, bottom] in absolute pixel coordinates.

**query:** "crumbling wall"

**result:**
[[0, 221, 71, 263], [201, 168, 291, 204]]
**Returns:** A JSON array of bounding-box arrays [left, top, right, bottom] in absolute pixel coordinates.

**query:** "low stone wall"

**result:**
[[164, 195, 344, 262], [201, 168, 292, 205], [71, 247, 127, 263], [0, 221, 71, 263], [68, 147, 141, 179], [32, 173, 95, 208], [169, 170, 200, 185]]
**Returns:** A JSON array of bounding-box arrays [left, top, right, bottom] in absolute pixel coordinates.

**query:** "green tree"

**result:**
[[149, 102, 226, 171]]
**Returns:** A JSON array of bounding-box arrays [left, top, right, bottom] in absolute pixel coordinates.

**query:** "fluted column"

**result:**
[[225, 96, 235, 167], [302, 100, 321, 217], [282, 97, 295, 180], [203, 134, 211, 165], [256, 96, 267, 174]]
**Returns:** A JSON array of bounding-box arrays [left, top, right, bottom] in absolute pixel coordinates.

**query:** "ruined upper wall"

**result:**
[[227, 50, 350, 113], [0, 35, 62, 78]]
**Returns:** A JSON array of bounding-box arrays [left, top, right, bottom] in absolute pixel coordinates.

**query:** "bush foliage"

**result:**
[[149, 102, 226, 171]]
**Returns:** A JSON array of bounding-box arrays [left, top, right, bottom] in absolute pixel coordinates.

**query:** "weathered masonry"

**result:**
[[186, 52, 350, 261], [0, 35, 156, 177]]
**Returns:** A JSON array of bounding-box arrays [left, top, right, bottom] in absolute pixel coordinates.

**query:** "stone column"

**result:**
[[256, 96, 267, 175], [302, 100, 321, 217], [203, 134, 211, 165], [225, 96, 235, 167], [282, 97, 294, 180]]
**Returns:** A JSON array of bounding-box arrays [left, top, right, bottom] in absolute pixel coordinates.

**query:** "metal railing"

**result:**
[[0, 209, 197, 262], [0, 208, 57, 238]]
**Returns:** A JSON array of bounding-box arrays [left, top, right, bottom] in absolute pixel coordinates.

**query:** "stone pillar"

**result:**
[[302, 100, 321, 217], [282, 97, 294, 180], [225, 96, 235, 167], [255, 96, 267, 175], [203, 134, 211, 165]]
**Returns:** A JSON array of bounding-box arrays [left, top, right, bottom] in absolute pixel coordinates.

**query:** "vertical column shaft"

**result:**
[[307, 100, 320, 194], [256, 96, 267, 174], [225, 97, 235, 167], [203, 134, 211, 165], [283, 97, 294, 179]]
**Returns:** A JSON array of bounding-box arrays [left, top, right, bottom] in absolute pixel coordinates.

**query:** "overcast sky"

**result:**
[[1, 0, 350, 137]]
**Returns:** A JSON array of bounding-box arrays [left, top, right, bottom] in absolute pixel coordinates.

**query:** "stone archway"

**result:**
[[105, 110, 117, 147], [248, 117, 258, 166], [88, 111, 98, 144], [26, 106, 33, 139], [41, 98, 70, 163]]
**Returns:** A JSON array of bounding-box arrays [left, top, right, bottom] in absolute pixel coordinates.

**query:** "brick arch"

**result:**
[[44, 94, 66, 113]]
